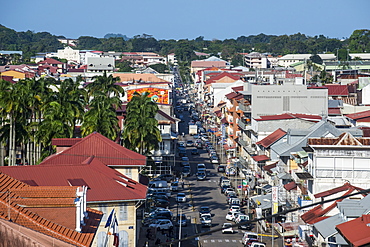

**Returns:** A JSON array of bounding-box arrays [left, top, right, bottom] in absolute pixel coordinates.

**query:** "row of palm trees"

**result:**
[[0, 73, 161, 166]]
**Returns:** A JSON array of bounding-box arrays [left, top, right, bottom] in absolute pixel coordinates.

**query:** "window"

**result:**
[[97, 231, 107, 247], [118, 230, 129, 247], [119, 203, 128, 221], [125, 168, 132, 179], [99, 205, 108, 222]]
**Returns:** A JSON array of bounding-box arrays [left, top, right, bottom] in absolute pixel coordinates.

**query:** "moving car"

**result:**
[[200, 213, 212, 227], [222, 222, 234, 234], [186, 140, 194, 146], [199, 206, 211, 216], [175, 213, 187, 227], [217, 165, 226, 173], [191, 149, 199, 155], [210, 155, 219, 164], [170, 181, 179, 192], [226, 211, 240, 221], [242, 232, 259, 246], [229, 205, 241, 213], [197, 171, 207, 181], [176, 193, 186, 202], [182, 166, 191, 177]]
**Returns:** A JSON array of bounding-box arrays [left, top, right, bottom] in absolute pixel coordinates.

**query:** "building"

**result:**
[[278, 54, 337, 68], [0, 132, 148, 247], [57, 46, 80, 63]]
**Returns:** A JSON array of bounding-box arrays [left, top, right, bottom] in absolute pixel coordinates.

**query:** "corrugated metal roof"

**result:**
[[256, 128, 287, 148], [313, 214, 345, 238], [252, 155, 270, 162], [336, 214, 370, 246]]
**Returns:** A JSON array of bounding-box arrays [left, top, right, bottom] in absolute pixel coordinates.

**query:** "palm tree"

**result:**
[[122, 91, 162, 155], [85, 72, 124, 98], [80, 91, 121, 140]]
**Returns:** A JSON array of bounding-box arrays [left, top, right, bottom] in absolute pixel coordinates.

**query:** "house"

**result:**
[[0, 132, 148, 247], [336, 214, 370, 246], [190, 56, 230, 77], [38, 58, 66, 74], [0, 172, 102, 246], [86, 57, 115, 73]]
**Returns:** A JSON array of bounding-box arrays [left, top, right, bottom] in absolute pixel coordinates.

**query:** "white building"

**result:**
[[278, 54, 337, 67], [57, 46, 80, 63]]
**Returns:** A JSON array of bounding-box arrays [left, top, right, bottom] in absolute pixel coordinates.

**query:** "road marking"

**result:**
[[203, 240, 208, 243], [210, 240, 215, 243], [218, 239, 222, 242], [232, 240, 237, 242], [225, 239, 230, 242]]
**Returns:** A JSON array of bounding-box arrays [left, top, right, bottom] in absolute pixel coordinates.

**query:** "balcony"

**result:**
[[239, 103, 251, 112], [297, 195, 312, 207], [238, 119, 251, 130]]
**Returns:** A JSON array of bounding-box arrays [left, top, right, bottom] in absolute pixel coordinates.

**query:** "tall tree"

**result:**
[[122, 92, 162, 155]]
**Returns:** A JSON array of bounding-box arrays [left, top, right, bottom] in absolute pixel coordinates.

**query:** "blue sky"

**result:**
[[1, 0, 369, 40]]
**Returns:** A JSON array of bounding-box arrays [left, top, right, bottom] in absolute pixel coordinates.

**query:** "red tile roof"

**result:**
[[191, 60, 228, 68], [204, 72, 242, 85], [256, 128, 287, 148], [225, 92, 238, 100], [255, 113, 322, 122], [324, 84, 349, 96], [328, 108, 342, 115], [262, 162, 277, 173], [43, 132, 146, 167], [232, 86, 244, 92], [252, 155, 270, 162], [345, 110, 370, 120], [336, 214, 370, 247], [284, 181, 297, 191], [0, 172, 102, 246], [0, 158, 147, 202], [38, 58, 64, 65]]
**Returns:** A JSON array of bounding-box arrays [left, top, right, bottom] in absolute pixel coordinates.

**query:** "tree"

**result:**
[[310, 54, 323, 64], [149, 63, 168, 73], [122, 92, 162, 155]]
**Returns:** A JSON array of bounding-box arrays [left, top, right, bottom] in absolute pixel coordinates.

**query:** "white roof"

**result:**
[[278, 54, 336, 60]]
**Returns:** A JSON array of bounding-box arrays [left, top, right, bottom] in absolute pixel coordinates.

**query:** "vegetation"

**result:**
[[122, 92, 162, 155]]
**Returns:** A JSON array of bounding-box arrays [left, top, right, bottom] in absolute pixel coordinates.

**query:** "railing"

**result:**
[[298, 195, 312, 207], [239, 103, 251, 112], [238, 120, 251, 130]]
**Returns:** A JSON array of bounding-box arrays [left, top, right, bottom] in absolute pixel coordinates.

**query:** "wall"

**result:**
[[251, 84, 328, 119]]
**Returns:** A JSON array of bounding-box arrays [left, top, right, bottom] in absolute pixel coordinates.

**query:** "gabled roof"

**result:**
[[255, 113, 322, 122], [301, 183, 367, 224], [38, 58, 64, 65], [308, 132, 370, 146], [204, 72, 242, 85], [156, 110, 177, 124], [42, 132, 146, 167], [225, 92, 238, 100], [0, 158, 147, 202], [256, 128, 287, 148], [346, 110, 370, 121], [0, 172, 102, 246], [336, 214, 370, 247], [252, 155, 270, 162]]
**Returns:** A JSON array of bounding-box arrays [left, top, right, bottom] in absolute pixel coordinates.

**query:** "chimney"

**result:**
[[75, 186, 88, 231]]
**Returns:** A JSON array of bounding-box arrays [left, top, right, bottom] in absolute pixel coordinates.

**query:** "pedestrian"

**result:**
[[181, 181, 184, 189]]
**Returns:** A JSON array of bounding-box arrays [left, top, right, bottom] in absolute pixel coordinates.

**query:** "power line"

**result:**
[[159, 187, 370, 246]]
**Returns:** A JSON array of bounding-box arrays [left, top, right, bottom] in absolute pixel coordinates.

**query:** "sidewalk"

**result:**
[[137, 220, 174, 247]]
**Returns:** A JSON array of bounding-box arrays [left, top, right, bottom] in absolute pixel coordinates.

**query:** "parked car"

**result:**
[[170, 181, 179, 192], [191, 149, 199, 155], [149, 219, 174, 231], [175, 213, 187, 227], [222, 222, 234, 234], [221, 185, 232, 194], [186, 140, 194, 146], [229, 205, 241, 213], [224, 188, 235, 195], [179, 149, 187, 157], [176, 193, 186, 203], [250, 242, 266, 247], [226, 167, 236, 176], [157, 174, 174, 182]]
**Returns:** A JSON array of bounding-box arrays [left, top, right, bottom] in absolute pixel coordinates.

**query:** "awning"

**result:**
[[295, 172, 313, 180], [252, 155, 270, 162], [223, 144, 236, 150], [284, 181, 297, 191]]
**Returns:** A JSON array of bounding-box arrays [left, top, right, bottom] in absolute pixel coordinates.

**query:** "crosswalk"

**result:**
[[203, 239, 243, 243]]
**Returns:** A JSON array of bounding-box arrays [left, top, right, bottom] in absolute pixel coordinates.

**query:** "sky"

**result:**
[[1, 0, 369, 41]]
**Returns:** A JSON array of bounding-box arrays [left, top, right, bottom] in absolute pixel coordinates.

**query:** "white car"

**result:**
[[234, 214, 249, 223], [176, 193, 186, 202], [200, 213, 212, 227], [149, 219, 174, 231], [226, 211, 240, 221], [242, 232, 259, 245], [224, 188, 235, 196], [229, 205, 241, 213], [222, 222, 234, 234]]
